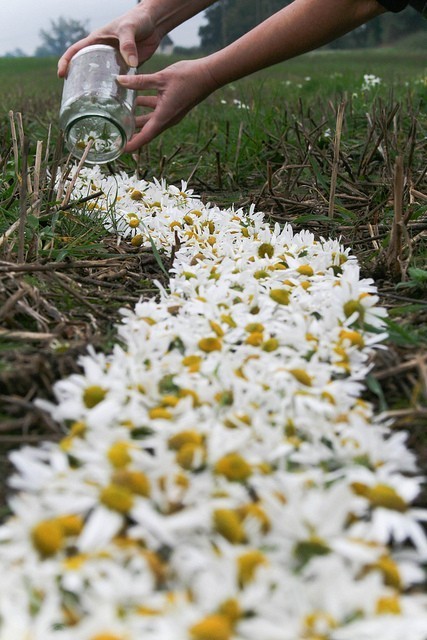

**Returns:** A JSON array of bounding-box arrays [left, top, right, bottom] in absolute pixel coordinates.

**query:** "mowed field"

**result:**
[[0, 48, 426, 513]]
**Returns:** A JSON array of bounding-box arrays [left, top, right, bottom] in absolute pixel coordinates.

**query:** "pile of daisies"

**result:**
[[1, 167, 426, 640]]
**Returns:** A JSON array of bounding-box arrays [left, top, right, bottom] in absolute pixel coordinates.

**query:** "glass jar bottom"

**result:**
[[65, 114, 126, 164]]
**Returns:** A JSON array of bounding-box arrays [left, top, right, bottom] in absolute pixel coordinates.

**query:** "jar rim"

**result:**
[[71, 44, 119, 62]]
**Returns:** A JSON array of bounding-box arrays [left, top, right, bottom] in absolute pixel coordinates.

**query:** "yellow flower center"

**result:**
[[182, 355, 202, 372], [214, 453, 252, 482], [351, 483, 407, 512], [112, 469, 151, 497], [269, 289, 290, 305], [56, 514, 84, 537], [31, 520, 64, 557], [100, 483, 134, 513], [168, 430, 203, 450], [237, 550, 267, 586], [190, 614, 232, 640], [149, 407, 173, 420], [217, 598, 242, 625], [262, 338, 279, 352], [130, 189, 143, 201], [297, 264, 314, 277], [258, 242, 274, 258], [339, 329, 365, 348], [289, 368, 312, 386], [131, 234, 143, 247], [198, 337, 222, 353], [107, 442, 132, 468], [176, 443, 205, 470], [83, 385, 107, 409], [213, 509, 246, 544], [375, 595, 401, 615]]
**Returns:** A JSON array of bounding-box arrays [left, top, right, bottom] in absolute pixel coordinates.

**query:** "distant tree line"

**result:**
[[199, 0, 426, 50]]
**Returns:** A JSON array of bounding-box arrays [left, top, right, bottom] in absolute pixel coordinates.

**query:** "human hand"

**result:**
[[57, 5, 161, 77], [117, 59, 221, 150]]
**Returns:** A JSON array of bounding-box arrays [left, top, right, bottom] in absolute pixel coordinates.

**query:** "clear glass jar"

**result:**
[[59, 44, 136, 164]]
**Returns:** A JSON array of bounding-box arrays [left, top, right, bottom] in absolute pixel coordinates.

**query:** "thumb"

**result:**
[[118, 27, 139, 68]]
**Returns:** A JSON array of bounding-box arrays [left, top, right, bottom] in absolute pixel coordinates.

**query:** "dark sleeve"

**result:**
[[376, 0, 408, 10]]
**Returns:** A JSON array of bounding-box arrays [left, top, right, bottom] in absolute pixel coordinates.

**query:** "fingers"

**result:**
[[117, 72, 161, 91], [117, 25, 139, 67], [57, 34, 118, 77]]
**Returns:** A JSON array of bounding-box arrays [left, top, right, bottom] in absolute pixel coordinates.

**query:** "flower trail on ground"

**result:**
[[0, 167, 426, 640]]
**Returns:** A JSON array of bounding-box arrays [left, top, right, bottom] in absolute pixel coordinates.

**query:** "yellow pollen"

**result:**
[[56, 514, 84, 537], [168, 430, 203, 450], [112, 469, 151, 497], [375, 595, 401, 615], [214, 453, 252, 482], [83, 385, 107, 409], [198, 337, 222, 352], [130, 189, 143, 200], [339, 328, 365, 347], [258, 242, 274, 258], [69, 421, 86, 437], [131, 234, 143, 247], [213, 509, 246, 544], [220, 314, 237, 328], [237, 550, 267, 586], [178, 388, 201, 406], [351, 483, 407, 512], [343, 299, 365, 321], [190, 614, 232, 640], [31, 520, 64, 557], [254, 269, 269, 279], [262, 337, 279, 352], [136, 605, 161, 616], [217, 598, 241, 625], [100, 483, 134, 513], [269, 289, 290, 305], [297, 264, 314, 276], [238, 503, 270, 533], [245, 331, 264, 347], [289, 368, 312, 386], [63, 553, 88, 570], [128, 217, 140, 228], [176, 443, 205, 470], [149, 407, 173, 420], [182, 354, 202, 372], [245, 322, 264, 333], [209, 320, 225, 337], [107, 441, 132, 468], [366, 555, 401, 589]]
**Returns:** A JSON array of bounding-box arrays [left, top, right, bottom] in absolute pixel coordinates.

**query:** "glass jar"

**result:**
[[59, 44, 136, 164]]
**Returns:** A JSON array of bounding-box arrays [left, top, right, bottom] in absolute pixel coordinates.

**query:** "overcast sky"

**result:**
[[0, 0, 205, 56]]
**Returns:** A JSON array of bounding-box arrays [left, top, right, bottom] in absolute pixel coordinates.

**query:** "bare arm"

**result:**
[[205, 0, 386, 86], [58, 0, 216, 76], [118, 0, 387, 150]]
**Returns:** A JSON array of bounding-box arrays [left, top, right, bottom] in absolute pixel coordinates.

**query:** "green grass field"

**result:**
[[0, 49, 426, 511]]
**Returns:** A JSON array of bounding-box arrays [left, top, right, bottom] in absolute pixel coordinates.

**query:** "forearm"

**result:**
[[204, 0, 386, 87], [139, 0, 217, 36]]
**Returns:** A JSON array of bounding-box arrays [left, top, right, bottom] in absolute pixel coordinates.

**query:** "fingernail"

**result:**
[[128, 54, 138, 68]]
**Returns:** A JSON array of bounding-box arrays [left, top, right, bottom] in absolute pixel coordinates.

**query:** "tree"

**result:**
[[3, 48, 28, 58], [35, 17, 89, 57], [199, 0, 292, 51]]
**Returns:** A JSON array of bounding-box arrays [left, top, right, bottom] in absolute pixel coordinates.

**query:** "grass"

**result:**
[[0, 49, 426, 511]]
